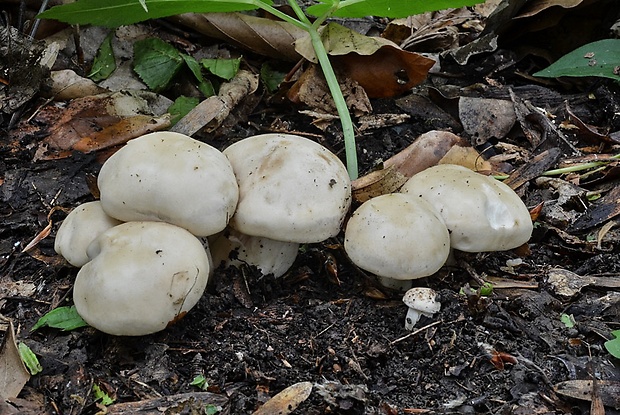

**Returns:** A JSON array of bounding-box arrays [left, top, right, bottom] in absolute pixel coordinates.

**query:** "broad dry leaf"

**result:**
[[33, 92, 170, 160], [296, 23, 435, 98], [171, 13, 305, 62], [514, 0, 584, 18], [458, 97, 516, 145]]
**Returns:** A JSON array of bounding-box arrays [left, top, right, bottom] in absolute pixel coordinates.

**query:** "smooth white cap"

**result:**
[[54, 201, 122, 267], [401, 164, 533, 252], [98, 131, 238, 236], [74, 221, 211, 336], [344, 193, 450, 280], [210, 228, 299, 278], [223, 134, 351, 243]]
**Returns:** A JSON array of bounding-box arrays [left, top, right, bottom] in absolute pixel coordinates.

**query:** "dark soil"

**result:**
[[2, 4, 620, 415]]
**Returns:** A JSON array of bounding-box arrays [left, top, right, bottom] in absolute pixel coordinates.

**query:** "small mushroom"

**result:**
[[401, 164, 533, 252], [98, 131, 238, 237], [54, 201, 122, 267], [210, 228, 299, 278], [402, 287, 440, 330], [223, 134, 351, 243], [73, 221, 212, 336], [344, 193, 450, 288]]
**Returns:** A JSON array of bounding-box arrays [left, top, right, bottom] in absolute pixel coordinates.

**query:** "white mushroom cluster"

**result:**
[[55, 132, 352, 334], [343, 163, 533, 329]]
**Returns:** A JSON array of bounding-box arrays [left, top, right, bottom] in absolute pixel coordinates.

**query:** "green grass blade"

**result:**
[[307, 0, 484, 18], [38, 0, 271, 28]]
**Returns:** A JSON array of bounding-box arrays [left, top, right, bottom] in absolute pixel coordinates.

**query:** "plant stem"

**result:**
[[308, 26, 358, 179], [254, 0, 359, 179]]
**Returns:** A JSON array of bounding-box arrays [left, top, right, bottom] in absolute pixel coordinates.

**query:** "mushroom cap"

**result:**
[[54, 201, 122, 267], [223, 134, 351, 243], [402, 287, 441, 315], [344, 193, 450, 280], [98, 131, 238, 237], [73, 221, 211, 336], [401, 164, 533, 252], [210, 228, 299, 278]]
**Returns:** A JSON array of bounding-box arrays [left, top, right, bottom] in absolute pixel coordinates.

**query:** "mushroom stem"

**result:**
[[405, 308, 421, 331]]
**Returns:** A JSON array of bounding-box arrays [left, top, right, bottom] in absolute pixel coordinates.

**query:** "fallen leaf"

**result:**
[[352, 130, 490, 202], [554, 380, 620, 408], [252, 381, 313, 415], [458, 97, 516, 145], [0, 319, 30, 400]]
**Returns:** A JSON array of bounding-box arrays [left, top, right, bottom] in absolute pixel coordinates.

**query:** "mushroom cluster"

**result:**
[[55, 132, 352, 334], [344, 163, 533, 328]]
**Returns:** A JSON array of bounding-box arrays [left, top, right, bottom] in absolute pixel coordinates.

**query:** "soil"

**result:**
[[1, 4, 620, 415]]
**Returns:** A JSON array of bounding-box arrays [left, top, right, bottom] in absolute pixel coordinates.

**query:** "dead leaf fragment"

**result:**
[[48, 69, 108, 100], [459, 97, 516, 145], [252, 381, 313, 415], [546, 268, 620, 298], [0, 320, 30, 400], [352, 130, 490, 202], [554, 380, 620, 408]]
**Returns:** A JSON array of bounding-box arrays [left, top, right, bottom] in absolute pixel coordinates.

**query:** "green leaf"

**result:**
[[190, 374, 209, 390], [560, 313, 576, 328], [38, 0, 271, 28], [260, 62, 287, 93], [93, 383, 115, 406], [205, 404, 221, 415], [307, 0, 483, 19], [89, 32, 117, 82], [181, 54, 215, 97], [605, 330, 620, 359], [133, 38, 184, 91], [31, 305, 89, 332], [18, 342, 43, 375], [168, 96, 200, 125], [201, 57, 241, 81], [533, 39, 620, 82]]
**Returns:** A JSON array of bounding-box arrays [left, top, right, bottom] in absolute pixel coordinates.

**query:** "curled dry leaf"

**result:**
[[296, 23, 435, 98], [48, 69, 109, 100], [352, 130, 491, 202], [0, 319, 30, 400], [252, 382, 313, 415], [170, 13, 305, 62]]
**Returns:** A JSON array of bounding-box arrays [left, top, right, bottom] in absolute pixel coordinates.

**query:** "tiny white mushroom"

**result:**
[[402, 287, 441, 330], [54, 201, 122, 267], [210, 228, 299, 278], [98, 131, 238, 237], [344, 193, 450, 288], [223, 134, 351, 243], [401, 164, 533, 252], [74, 221, 212, 336]]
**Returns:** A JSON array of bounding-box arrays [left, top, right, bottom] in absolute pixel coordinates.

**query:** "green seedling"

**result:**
[[560, 313, 576, 329], [18, 342, 43, 375], [39, 0, 482, 180], [605, 330, 620, 359], [169, 96, 200, 125], [190, 374, 209, 390], [93, 383, 115, 405], [31, 305, 89, 331], [89, 32, 116, 81]]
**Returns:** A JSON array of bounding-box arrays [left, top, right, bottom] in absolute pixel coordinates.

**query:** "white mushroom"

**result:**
[[98, 131, 238, 237], [210, 228, 299, 278], [54, 201, 122, 267], [223, 134, 351, 243], [402, 287, 441, 330], [73, 221, 212, 336], [401, 164, 533, 252], [344, 193, 450, 288]]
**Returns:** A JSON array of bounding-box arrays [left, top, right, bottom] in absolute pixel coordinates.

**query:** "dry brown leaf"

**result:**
[[48, 69, 108, 100], [554, 380, 620, 408], [0, 319, 30, 401], [171, 13, 305, 62], [514, 0, 584, 19], [32, 92, 170, 160], [458, 97, 516, 145], [252, 382, 313, 415], [352, 130, 490, 202], [296, 23, 435, 98]]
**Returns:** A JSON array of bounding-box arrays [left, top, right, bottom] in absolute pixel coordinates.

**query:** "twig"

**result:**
[[391, 320, 442, 345]]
